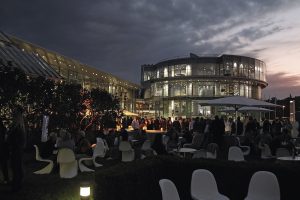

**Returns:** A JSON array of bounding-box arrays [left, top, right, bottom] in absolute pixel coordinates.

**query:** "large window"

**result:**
[[169, 83, 187, 96], [193, 82, 215, 97], [143, 71, 152, 81]]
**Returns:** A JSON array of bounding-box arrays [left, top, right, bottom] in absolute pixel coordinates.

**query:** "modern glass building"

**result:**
[[141, 53, 268, 118], [0, 31, 140, 111]]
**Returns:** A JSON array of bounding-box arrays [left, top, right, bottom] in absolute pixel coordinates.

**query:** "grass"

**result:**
[[0, 149, 121, 200]]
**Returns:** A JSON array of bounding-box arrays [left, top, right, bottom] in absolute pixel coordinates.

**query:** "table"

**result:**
[[277, 156, 300, 161], [145, 130, 166, 142], [174, 148, 197, 157]]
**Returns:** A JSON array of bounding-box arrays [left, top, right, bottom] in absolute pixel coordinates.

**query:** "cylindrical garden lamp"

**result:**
[[80, 183, 91, 200]]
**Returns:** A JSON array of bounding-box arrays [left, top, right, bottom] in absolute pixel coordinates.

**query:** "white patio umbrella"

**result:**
[[202, 96, 278, 135], [238, 106, 273, 112], [220, 106, 273, 113], [202, 96, 277, 108]]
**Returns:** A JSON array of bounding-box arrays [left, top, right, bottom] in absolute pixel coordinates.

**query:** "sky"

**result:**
[[1, 0, 300, 99]]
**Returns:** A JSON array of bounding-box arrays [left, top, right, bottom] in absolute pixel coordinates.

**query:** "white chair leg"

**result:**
[[79, 158, 94, 172], [34, 161, 54, 174], [93, 157, 103, 167]]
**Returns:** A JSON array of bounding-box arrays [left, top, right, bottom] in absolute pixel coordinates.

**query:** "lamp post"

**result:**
[[282, 105, 285, 118], [290, 100, 295, 122]]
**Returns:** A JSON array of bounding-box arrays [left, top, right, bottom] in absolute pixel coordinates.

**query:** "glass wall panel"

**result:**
[[240, 84, 245, 97], [164, 67, 168, 77], [143, 71, 152, 81], [169, 66, 175, 77], [154, 82, 163, 96]]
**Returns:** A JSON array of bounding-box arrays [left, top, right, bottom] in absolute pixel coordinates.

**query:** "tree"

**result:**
[[0, 66, 28, 120]]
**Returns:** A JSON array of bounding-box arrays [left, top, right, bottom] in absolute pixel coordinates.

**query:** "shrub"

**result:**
[[95, 156, 300, 200]]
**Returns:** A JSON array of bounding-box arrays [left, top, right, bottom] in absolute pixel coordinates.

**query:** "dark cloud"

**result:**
[[0, 0, 299, 96]]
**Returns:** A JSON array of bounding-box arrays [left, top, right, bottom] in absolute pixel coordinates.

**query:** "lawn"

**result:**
[[0, 150, 120, 200]]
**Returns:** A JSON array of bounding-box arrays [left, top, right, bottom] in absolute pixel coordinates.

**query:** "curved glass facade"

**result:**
[[141, 54, 268, 117]]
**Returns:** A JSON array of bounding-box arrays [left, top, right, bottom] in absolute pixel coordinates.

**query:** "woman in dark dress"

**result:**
[[0, 118, 9, 184], [8, 107, 26, 192]]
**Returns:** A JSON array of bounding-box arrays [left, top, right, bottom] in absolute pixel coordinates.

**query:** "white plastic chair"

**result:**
[[206, 143, 218, 159], [260, 144, 273, 159], [191, 169, 229, 200], [236, 137, 250, 155], [78, 139, 106, 171], [228, 146, 245, 161], [159, 179, 181, 200], [276, 148, 290, 157], [119, 141, 135, 162], [92, 139, 107, 167], [141, 140, 154, 159], [33, 145, 54, 174], [57, 148, 78, 178], [192, 149, 207, 159], [245, 171, 280, 200]]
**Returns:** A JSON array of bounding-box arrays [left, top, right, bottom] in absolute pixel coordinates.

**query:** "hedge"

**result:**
[[95, 156, 300, 200]]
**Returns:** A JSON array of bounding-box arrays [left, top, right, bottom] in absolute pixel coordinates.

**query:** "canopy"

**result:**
[[202, 96, 278, 108], [220, 106, 273, 113], [123, 110, 139, 116]]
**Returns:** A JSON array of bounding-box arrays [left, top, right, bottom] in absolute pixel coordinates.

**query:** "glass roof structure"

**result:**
[[0, 31, 61, 79]]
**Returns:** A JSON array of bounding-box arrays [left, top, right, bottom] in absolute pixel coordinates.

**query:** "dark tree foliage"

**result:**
[[0, 65, 120, 130], [0, 66, 28, 119]]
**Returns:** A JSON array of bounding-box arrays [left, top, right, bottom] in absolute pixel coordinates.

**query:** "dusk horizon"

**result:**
[[1, 0, 300, 99]]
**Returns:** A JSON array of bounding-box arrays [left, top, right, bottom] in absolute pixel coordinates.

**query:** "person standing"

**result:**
[[0, 118, 9, 184], [8, 107, 26, 192]]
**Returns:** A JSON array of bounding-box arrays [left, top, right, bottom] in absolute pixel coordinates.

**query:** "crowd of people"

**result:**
[[1, 108, 300, 192], [119, 115, 300, 157]]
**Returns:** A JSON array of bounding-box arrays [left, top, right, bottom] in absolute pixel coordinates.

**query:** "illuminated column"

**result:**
[[290, 100, 295, 123]]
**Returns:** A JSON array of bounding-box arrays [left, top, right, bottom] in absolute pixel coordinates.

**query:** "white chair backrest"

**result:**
[[228, 146, 244, 161], [276, 148, 290, 157], [141, 140, 152, 151], [206, 151, 217, 159], [57, 148, 76, 163], [159, 179, 180, 200], [207, 143, 219, 154], [162, 135, 169, 146], [191, 169, 219, 199], [192, 149, 207, 159], [246, 171, 280, 200], [33, 145, 42, 160], [93, 141, 106, 157], [119, 141, 133, 151], [261, 144, 272, 158]]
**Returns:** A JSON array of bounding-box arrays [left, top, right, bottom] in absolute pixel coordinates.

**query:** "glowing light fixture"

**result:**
[[80, 183, 91, 199]]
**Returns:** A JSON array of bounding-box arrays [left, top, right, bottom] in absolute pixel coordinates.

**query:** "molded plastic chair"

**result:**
[[78, 139, 106, 172], [141, 140, 154, 159], [119, 141, 135, 162], [206, 143, 218, 159], [57, 148, 78, 178], [159, 179, 181, 200], [33, 145, 54, 174], [276, 147, 291, 157], [192, 149, 207, 159], [260, 144, 273, 159], [236, 137, 250, 155], [191, 169, 229, 200], [228, 146, 245, 161], [92, 139, 107, 167], [245, 171, 280, 200]]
